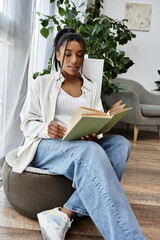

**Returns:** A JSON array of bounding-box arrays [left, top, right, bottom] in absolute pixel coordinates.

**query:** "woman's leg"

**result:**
[[31, 137, 147, 240], [31, 135, 129, 218], [63, 135, 131, 216], [64, 190, 89, 216], [98, 135, 131, 181]]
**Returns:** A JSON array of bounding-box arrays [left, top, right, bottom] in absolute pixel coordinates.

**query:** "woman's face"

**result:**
[[56, 40, 84, 76]]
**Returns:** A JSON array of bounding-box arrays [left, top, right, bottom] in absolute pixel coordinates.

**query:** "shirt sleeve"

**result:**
[[92, 82, 104, 112], [20, 78, 50, 139], [91, 82, 104, 139]]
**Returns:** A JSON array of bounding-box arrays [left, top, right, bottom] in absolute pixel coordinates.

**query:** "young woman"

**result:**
[[15, 28, 147, 240]]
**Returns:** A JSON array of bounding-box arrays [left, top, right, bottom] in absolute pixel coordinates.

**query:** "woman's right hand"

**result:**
[[48, 121, 67, 139]]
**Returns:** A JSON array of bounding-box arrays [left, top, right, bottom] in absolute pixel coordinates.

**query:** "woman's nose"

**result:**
[[71, 54, 77, 63]]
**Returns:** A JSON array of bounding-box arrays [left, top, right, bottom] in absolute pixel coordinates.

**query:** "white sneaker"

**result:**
[[37, 207, 72, 240]]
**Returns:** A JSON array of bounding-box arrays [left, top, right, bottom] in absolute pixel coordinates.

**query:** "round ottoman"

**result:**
[[2, 150, 74, 219]]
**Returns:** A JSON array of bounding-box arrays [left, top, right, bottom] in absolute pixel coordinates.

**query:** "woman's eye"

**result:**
[[64, 53, 83, 58]]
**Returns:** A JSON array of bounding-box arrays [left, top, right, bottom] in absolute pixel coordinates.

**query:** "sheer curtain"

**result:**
[[0, 0, 87, 160], [0, 0, 36, 159]]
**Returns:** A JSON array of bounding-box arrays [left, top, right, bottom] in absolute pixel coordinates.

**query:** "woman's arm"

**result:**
[[20, 79, 66, 139], [20, 79, 48, 139]]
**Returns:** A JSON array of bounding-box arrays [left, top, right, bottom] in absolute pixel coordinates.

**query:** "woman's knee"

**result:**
[[112, 135, 131, 160], [99, 135, 131, 160], [75, 140, 106, 164], [114, 135, 130, 147], [118, 135, 131, 153]]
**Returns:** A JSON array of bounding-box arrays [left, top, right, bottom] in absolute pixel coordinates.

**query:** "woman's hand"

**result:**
[[81, 133, 98, 142], [48, 121, 67, 139]]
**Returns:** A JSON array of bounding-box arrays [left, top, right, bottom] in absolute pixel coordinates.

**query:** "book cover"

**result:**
[[62, 101, 132, 141]]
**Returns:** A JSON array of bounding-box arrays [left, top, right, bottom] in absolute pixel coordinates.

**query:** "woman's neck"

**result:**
[[62, 71, 82, 84], [61, 72, 83, 97]]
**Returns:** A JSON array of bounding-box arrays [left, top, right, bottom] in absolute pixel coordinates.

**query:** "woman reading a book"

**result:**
[[12, 28, 147, 240]]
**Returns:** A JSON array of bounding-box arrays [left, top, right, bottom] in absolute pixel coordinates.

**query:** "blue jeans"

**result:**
[[30, 135, 147, 240]]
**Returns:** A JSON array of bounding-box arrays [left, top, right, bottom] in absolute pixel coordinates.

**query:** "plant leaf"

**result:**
[[48, 26, 54, 34], [79, 2, 85, 8], [41, 19, 49, 27], [40, 28, 49, 38], [59, 7, 66, 16]]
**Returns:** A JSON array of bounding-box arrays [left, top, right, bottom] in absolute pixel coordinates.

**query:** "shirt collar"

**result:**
[[54, 70, 92, 91], [81, 74, 92, 92], [54, 71, 64, 83]]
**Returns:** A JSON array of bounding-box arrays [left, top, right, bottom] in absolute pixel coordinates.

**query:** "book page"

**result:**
[[80, 107, 106, 115], [109, 100, 122, 112], [109, 100, 129, 116], [109, 107, 130, 115], [97, 107, 132, 134], [109, 104, 126, 115]]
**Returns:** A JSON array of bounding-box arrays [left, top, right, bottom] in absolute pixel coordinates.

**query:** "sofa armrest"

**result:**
[[141, 90, 160, 105]]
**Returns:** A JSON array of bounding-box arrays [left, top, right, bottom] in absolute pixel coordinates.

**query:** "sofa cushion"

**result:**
[[140, 104, 160, 117]]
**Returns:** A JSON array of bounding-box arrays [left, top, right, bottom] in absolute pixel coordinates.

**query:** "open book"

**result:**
[[62, 100, 132, 141]]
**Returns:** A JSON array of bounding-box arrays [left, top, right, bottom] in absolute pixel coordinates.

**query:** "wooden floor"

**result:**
[[0, 129, 160, 240]]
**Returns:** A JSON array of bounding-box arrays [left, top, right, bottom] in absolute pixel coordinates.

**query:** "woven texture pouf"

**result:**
[[2, 149, 74, 219]]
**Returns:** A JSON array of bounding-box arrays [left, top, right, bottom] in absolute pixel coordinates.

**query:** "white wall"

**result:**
[[102, 0, 160, 92]]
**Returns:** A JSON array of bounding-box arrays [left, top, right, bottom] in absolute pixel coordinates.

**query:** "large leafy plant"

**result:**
[[34, 0, 136, 97]]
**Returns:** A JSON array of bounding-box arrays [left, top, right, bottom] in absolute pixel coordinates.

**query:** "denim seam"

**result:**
[[78, 160, 132, 240], [39, 144, 77, 158]]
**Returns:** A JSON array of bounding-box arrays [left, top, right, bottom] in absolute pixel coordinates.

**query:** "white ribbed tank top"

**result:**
[[54, 88, 87, 128]]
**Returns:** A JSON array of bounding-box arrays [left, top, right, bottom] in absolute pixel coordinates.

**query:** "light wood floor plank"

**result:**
[[0, 226, 42, 240]]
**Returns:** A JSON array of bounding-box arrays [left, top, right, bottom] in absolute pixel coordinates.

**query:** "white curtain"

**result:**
[[0, 0, 36, 158], [30, 0, 57, 76], [0, 0, 87, 159]]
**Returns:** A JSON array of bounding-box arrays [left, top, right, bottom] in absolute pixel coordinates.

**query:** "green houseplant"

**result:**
[[34, 0, 136, 101]]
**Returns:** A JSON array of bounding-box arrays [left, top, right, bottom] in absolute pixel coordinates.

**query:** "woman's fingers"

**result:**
[[48, 121, 67, 138], [92, 133, 98, 141], [81, 133, 98, 142]]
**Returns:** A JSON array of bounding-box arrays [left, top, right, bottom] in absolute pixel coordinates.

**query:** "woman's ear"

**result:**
[[56, 51, 60, 62]]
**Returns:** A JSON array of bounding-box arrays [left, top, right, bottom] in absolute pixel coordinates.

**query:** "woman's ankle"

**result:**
[[60, 206, 76, 219]]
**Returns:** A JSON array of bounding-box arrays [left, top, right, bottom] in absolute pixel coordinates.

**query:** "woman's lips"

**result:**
[[68, 66, 79, 71]]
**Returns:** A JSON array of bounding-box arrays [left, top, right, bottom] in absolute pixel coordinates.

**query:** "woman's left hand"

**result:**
[[81, 133, 98, 142]]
